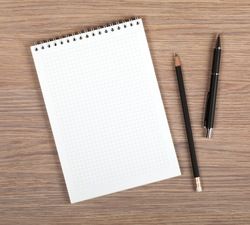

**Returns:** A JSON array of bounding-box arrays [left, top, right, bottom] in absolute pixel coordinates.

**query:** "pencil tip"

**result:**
[[174, 53, 181, 66]]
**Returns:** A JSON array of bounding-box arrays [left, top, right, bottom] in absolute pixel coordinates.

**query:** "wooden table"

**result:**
[[1, 1, 250, 224]]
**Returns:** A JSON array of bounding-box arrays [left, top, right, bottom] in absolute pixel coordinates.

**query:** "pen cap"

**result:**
[[212, 48, 221, 74]]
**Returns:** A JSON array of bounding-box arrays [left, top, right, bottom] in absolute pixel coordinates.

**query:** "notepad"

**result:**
[[31, 18, 180, 203]]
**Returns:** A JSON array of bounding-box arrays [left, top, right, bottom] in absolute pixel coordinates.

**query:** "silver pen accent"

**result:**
[[206, 128, 213, 139]]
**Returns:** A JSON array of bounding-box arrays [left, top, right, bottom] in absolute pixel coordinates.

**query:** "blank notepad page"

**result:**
[[31, 18, 180, 203]]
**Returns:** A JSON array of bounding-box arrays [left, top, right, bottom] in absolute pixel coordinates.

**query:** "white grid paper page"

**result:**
[[31, 19, 181, 203]]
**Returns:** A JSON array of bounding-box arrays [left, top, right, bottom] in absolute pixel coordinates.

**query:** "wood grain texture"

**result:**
[[1, 0, 250, 224]]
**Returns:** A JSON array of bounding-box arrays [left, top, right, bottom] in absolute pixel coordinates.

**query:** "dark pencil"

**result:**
[[174, 53, 202, 192]]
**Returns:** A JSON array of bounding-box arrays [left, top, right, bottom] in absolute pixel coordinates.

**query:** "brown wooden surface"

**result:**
[[1, 0, 250, 224]]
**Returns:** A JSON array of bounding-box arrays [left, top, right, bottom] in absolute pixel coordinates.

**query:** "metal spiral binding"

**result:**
[[34, 17, 141, 51]]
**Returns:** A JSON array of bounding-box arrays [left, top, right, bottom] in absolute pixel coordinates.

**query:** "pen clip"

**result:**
[[203, 92, 210, 128]]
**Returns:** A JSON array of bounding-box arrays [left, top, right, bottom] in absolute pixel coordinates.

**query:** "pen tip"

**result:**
[[206, 128, 213, 139]]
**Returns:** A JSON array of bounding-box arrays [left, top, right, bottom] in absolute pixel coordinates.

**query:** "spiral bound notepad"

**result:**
[[31, 18, 180, 203]]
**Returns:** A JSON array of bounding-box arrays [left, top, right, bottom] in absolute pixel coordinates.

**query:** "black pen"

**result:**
[[174, 53, 202, 192], [204, 35, 222, 138]]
